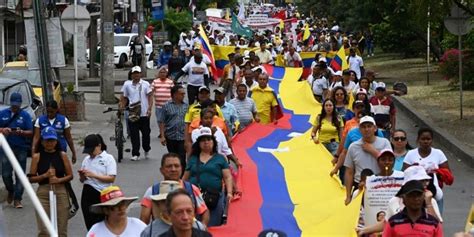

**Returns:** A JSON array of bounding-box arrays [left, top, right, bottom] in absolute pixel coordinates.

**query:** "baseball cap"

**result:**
[[356, 88, 367, 95], [375, 82, 386, 90], [131, 66, 141, 73], [10, 92, 22, 106], [258, 229, 287, 237], [163, 41, 172, 46], [198, 86, 210, 93], [353, 100, 365, 107], [196, 126, 213, 140], [83, 134, 101, 154], [318, 57, 327, 63], [396, 180, 425, 197], [377, 148, 395, 159], [333, 71, 342, 77], [403, 165, 432, 184], [41, 126, 58, 140], [214, 87, 225, 94], [150, 181, 181, 201], [359, 116, 376, 126]]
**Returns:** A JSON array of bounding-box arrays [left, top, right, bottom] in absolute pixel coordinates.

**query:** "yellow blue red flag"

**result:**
[[198, 24, 218, 81], [329, 47, 349, 72]]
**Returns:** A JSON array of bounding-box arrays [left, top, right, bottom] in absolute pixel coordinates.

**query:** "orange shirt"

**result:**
[[188, 116, 228, 136]]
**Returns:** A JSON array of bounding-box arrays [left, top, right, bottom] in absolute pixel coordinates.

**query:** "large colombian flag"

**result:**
[[208, 65, 362, 237], [198, 24, 219, 81]]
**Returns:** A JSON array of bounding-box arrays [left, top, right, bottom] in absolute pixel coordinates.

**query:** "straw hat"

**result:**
[[90, 186, 138, 214]]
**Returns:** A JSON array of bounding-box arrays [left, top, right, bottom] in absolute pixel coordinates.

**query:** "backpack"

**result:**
[[151, 181, 197, 208]]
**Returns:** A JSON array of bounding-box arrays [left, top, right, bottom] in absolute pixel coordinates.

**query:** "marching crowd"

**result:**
[[0, 3, 467, 237]]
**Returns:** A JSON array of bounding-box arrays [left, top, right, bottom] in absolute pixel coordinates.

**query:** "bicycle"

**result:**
[[103, 107, 126, 162]]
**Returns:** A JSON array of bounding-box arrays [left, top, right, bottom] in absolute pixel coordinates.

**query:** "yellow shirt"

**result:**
[[251, 86, 278, 124], [313, 116, 343, 143], [184, 102, 224, 123]]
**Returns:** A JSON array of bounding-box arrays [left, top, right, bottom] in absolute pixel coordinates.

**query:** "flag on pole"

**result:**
[[329, 47, 349, 72], [303, 24, 310, 41], [189, 0, 196, 14], [231, 14, 253, 38], [198, 24, 218, 81]]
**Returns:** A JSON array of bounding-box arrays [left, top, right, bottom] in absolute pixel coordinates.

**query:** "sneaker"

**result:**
[[7, 192, 13, 204], [144, 152, 150, 159], [131, 156, 140, 161], [14, 200, 23, 209]]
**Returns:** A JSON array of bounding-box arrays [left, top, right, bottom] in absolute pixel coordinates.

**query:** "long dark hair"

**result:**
[[317, 99, 341, 132], [331, 86, 349, 105], [390, 129, 413, 150], [191, 135, 218, 157]]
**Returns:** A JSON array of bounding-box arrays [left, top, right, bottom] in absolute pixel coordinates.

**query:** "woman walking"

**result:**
[[79, 134, 117, 230], [28, 126, 73, 237], [311, 99, 343, 155]]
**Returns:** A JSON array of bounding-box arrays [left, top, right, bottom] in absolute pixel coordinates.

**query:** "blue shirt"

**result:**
[[158, 51, 172, 67], [394, 155, 406, 171], [344, 127, 385, 149], [0, 108, 33, 148], [220, 102, 239, 135]]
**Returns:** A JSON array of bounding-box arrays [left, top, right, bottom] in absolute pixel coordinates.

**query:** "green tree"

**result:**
[[149, 10, 193, 44]]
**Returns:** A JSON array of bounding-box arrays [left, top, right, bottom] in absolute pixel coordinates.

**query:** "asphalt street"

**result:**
[[1, 74, 473, 236]]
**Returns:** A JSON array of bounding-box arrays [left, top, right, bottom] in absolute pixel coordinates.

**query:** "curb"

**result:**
[[392, 96, 474, 168]]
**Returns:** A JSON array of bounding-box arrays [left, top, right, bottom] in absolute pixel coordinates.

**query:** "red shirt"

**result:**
[[383, 209, 442, 237]]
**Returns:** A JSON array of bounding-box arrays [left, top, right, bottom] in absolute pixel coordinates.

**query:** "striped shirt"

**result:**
[[383, 208, 442, 237], [229, 97, 257, 129], [159, 100, 189, 141], [151, 78, 174, 108]]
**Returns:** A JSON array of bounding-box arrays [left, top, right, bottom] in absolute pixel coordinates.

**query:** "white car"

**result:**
[[87, 33, 154, 68]]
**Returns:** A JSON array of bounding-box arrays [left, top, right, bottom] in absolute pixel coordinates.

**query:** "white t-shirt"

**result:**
[[191, 127, 232, 156], [189, 54, 212, 66], [121, 80, 153, 117], [34, 117, 70, 128], [348, 55, 364, 79], [334, 81, 357, 93], [386, 196, 443, 222], [181, 60, 209, 86], [81, 151, 117, 192], [255, 50, 273, 64], [403, 148, 448, 173], [86, 217, 146, 237], [307, 75, 328, 96], [284, 52, 302, 67]]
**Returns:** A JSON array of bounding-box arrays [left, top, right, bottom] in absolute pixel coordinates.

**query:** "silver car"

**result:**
[[0, 78, 43, 121]]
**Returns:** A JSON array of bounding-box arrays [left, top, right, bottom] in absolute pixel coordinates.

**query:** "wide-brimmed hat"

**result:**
[[90, 186, 138, 214], [150, 181, 182, 202], [403, 165, 431, 184]]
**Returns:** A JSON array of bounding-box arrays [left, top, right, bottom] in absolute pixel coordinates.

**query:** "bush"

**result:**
[[438, 48, 474, 89]]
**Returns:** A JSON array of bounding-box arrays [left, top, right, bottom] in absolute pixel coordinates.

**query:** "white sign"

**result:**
[[25, 18, 66, 69], [363, 172, 404, 226], [61, 5, 91, 34]]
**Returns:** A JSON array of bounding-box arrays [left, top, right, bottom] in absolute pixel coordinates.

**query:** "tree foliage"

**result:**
[[149, 10, 193, 44]]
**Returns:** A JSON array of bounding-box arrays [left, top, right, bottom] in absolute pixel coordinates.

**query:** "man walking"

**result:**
[[0, 92, 33, 208], [251, 73, 278, 124], [230, 84, 259, 131], [174, 53, 209, 104], [159, 85, 188, 169], [121, 66, 153, 161]]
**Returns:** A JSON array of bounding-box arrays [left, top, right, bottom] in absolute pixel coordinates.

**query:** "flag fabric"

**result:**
[[303, 24, 310, 41], [197, 24, 218, 81], [188, 0, 195, 14], [208, 65, 362, 237], [237, 0, 245, 20], [329, 46, 349, 72], [231, 14, 253, 38], [272, 9, 286, 20]]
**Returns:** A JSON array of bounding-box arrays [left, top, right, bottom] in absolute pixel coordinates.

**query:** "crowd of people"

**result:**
[[0, 2, 468, 237]]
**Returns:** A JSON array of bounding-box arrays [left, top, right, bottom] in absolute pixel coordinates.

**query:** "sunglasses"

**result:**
[[392, 136, 407, 142]]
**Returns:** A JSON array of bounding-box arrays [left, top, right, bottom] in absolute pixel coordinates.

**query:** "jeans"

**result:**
[[165, 139, 186, 174], [208, 191, 225, 227], [155, 107, 164, 127], [187, 85, 200, 105], [128, 116, 151, 157], [1, 148, 27, 201], [323, 141, 339, 156]]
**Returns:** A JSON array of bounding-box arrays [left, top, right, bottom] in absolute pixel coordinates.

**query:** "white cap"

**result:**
[[196, 126, 213, 139], [333, 71, 342, 76], [131, 66, 141, 73], [375, 82, 386, 90], [403, 166, 432, 184], [164, 41, 172, 46], [356, 88, 367, 95], [318, 57, 327, 63], [359, 116, 376, 125]]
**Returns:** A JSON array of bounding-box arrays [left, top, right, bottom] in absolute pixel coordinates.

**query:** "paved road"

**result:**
[[1, 90, 473, 236]]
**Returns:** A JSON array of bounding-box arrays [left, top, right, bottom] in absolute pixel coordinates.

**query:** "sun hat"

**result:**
[[82, 134, 101, 154], [41, 126, 58, 140], [10, 92, 22, 106], [403, 165, 432, 184], [150, 181, 181, 201], [90, 186, 138, 214]]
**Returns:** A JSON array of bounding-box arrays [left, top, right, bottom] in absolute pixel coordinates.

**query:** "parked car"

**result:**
[[0, 78, 43, 121], [0, 61, 59, 100], [86, 33, 154, 68]]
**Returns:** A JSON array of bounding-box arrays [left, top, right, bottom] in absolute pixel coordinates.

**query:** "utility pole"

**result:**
[[100, 0, 116, 104], [33, 0, 54, 103], [137, 0, 147, 77]]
